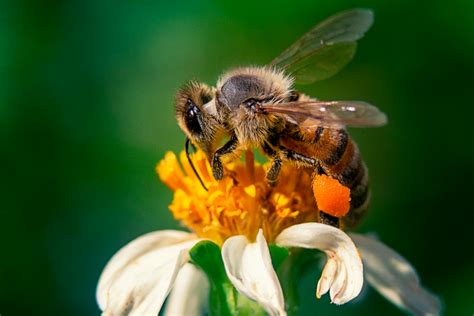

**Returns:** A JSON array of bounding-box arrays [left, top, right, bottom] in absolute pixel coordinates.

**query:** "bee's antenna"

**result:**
[[185, 138, 208, 191]]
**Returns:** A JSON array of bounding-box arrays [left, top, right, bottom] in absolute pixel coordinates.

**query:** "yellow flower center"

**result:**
[[156, 150, 319, 245]]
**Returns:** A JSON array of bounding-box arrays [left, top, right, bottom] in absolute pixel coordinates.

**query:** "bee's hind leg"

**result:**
[[279, 147, 340, 228], [263, 144, 323, 184], [318, 211, 340, 228], [281, 148, 322, 171]]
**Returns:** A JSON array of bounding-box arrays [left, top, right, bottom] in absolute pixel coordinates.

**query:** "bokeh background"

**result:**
[[2, 0, 473, 315]]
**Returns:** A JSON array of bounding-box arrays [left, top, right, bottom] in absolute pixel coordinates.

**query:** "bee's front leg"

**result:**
[[212, 134, 238, 180]]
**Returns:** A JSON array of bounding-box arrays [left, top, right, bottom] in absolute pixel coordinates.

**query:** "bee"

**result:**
[[174, 9, 387, 227]]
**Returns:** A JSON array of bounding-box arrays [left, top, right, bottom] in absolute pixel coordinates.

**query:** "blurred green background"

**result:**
[[2, 0, 473, 315]]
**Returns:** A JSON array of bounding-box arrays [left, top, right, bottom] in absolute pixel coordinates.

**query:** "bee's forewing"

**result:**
[[261, 101, 387, 128], [269, 9, 374, 84]]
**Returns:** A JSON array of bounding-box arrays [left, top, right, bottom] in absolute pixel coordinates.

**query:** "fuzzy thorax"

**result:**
[[216, 66, 294, 147], [232, 108, 284, 148], [217, 66, 293, 96]]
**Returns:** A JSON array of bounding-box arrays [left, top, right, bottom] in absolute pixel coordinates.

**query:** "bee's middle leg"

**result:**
[[267, 157, 282, 184], [262, 142, 283, 184], [212, 134, 238, 180]]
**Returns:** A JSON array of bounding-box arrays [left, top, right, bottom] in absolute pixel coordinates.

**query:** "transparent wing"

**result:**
[[269, 9, 374, 84], [261, 100, 387, 128]]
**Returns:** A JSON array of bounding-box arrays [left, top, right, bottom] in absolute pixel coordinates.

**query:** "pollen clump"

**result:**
[[312, 174, 351, 218], [156, 150, 318, 244]]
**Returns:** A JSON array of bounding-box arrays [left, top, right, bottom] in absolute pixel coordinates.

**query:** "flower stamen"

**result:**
[[157, 150, 319, 245]]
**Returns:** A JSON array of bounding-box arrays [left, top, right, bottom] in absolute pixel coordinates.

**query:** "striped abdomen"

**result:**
[[281, 126, 370, 227]]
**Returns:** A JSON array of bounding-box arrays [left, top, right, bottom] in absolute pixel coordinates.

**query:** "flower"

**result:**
[[97, 150, 441, 315], [158, 150, 320, 245]]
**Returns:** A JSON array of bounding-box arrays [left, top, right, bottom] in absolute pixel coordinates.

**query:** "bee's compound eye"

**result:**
[[185, 101, 202, 134]]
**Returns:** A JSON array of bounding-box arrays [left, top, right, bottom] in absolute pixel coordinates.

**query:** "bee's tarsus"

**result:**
[[319, 211, 340, 228], [212, 156, 224, 180], [267, 156, 282, 184], [211, 134, 239, 180], [261, 143, 281, 185]]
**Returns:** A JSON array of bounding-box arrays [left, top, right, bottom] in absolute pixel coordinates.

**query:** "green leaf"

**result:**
[[189, 241, 235, 316], [276, 248, 323, 316], [189, 241, 228, 285], [269, 244, 289, 270]]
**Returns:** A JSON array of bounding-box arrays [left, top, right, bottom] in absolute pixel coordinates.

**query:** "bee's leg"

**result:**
[[318, 212, 340, 227], [279, 146, 339, 228], [279, 147, 321, 171], [212, 134, 238, 180], [267, 157, 282, 184], [261, 142, 282, 184], [264, 144, 322, 184]]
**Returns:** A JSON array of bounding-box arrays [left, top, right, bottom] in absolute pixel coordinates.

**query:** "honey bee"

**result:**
[[174, 9, 387, 227]]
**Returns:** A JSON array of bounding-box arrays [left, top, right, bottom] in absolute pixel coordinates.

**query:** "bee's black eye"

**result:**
[[185, 99, 202, 134]]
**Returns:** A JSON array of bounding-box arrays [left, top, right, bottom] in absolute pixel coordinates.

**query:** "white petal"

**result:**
[[350, 233, 442, 315], [164, 263, 209, 316], [275, 223, 363, 304], [316, 257, 337, 298], [222, 229, 286, 316], [96, 230, 200, 315]]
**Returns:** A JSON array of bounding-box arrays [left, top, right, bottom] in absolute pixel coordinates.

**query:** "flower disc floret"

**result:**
[[157, 150, 319, 244]]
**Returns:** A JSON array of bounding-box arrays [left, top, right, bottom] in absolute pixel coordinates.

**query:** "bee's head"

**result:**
[[175, 81, 220, 158], [216, 67, 294, 118]]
